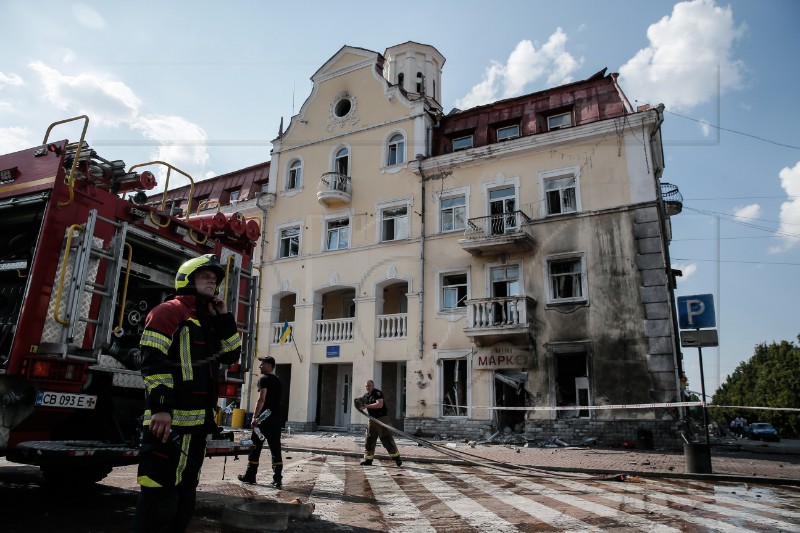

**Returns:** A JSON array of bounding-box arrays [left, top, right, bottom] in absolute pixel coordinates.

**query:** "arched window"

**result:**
[[287, 159, 302, 190], [335, 147, 349, 176], [398, 72, 404, 88], [387, 134, 405, 166]]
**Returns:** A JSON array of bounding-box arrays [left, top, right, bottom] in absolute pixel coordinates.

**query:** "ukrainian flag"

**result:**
[[279, 321, 292, 344]]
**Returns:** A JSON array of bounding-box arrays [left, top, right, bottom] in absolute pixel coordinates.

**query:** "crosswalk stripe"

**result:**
[[309, 454, 354, 531], [549, 477, 756, 533], [364, 460, 436, 532], [594, 479, 800, 532], [473, 466, 683, 532], [657, 478, 800, 520], [405, 464, 522, 532]]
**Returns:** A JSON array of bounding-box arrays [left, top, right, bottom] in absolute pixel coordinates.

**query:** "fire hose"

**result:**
[[352, 401, 608, 481]]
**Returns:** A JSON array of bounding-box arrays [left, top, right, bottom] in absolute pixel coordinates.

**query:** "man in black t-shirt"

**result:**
[[238, 356, 284, 487], [358, 380, 402, 467]]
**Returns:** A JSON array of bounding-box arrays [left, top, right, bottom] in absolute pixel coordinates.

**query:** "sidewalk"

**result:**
[[273, 431, 800, 485]]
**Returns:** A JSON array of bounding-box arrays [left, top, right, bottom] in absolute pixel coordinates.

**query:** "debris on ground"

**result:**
[[601, 474, 643, 482]]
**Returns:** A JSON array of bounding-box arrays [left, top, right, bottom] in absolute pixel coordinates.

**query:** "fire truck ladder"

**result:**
[[222, 255, 258, 376], [54, 209, 129, 359]]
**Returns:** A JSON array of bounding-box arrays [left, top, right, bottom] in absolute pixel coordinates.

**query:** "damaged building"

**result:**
[[162, 41, 686, 448]]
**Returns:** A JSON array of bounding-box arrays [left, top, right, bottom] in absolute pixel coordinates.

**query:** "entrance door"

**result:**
[[335, 364, 353, 427]]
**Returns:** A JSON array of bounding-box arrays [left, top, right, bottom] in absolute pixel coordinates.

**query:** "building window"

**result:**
[[335, 147, 349, 176], [387, 134, 405, 166], [489, 186, 517, 235], [326, 218, 350, 250], [279, 226, 300, 258], [547, 112, 572, 131], [553, 348, 590, 419], [334, 97, 352, 118], [545, 174, 577, 215], [548, 255, 586, 302], [442, 357, 468, 416], [497, 124, 519, 141], [452, 135, 473, 151], [441, 272, 468, 310], [228, 189, 240, 204], [440, 195, 466, 233], [381, 206, 408, 241], [287, 160, 302, 190]]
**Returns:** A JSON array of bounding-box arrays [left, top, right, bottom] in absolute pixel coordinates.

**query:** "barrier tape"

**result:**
[[432, 401, 800, 413]]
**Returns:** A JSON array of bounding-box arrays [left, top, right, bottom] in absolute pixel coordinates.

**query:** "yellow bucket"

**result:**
[[231, 408, 246, 429], [214, 408, 223, 426]]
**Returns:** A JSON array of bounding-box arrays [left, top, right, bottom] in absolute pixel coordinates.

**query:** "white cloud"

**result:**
[[72, 4, 107, 30], [29, 61, 141, 127], [0, 72, 24, 87], [769, 161, 800, 253], [618, 0, 746, 111], [455, 29, 582, 109], [673, 262, 698, 280], [0, 127, 35, 153], [699, 118, 711, 137], [732, 203, 761, 221], [132, 115, 211, 191]]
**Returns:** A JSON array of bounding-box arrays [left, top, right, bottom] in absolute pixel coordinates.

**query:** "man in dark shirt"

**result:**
[[358, 379, 402, 467], [238, 356, 284, 487]]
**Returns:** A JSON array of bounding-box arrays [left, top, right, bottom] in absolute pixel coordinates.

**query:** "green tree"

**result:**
[[711, 335, 800, 438]]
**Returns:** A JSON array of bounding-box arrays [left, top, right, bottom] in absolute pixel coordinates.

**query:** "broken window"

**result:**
[[555, 349, 590, 419], [442, 357, 467, 417], [547, 255, 586, 303]]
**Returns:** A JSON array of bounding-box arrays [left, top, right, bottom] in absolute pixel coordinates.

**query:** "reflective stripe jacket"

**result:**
[[139, 295, 242, 433]]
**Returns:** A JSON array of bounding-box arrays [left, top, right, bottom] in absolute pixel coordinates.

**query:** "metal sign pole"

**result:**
[[697, 338, 713, 472]]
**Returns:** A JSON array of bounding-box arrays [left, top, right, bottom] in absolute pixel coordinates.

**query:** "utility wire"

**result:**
[[672, 258, 800, 266], [665, 110, 800, 151]]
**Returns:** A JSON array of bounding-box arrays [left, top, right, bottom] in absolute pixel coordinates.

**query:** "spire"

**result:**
[[278, 117, 284, 137]]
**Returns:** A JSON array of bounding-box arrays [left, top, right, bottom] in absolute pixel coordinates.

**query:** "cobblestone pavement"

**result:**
[[2, 433, 799, 532]]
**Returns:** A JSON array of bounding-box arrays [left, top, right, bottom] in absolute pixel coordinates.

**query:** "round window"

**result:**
[[334, 98, 352, 118]]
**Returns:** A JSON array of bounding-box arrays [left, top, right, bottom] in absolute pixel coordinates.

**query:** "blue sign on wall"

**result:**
[[677, 294, 716, 329], [326, 346, 340, 358]]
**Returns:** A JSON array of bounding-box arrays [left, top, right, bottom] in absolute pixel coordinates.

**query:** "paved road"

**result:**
[[2, 451, 800, 532]]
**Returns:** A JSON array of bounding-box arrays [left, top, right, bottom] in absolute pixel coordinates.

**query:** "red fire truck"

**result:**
[[0, 116, 257, 484]]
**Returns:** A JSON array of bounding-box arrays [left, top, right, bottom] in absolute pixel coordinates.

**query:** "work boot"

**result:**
[[237, 464, 258, 484], [360, 459, 373, 466], [271, 478, 283, 488], [395, 457, 402, 467]]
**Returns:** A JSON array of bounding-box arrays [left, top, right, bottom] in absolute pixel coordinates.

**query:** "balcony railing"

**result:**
[[317, 172, 352, 207], [464, 295, 536, 344], [660, 182, 683, 216], [314, 317, 355, 343], [377, 313, 407, 339], [459, 211, 535, 256], [270, 321, 294, 345]]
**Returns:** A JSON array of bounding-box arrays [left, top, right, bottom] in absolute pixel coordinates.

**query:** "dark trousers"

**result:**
[[364, 415, 400, 460], [132, 432, 206, 533], [247, 422, 283, 482]]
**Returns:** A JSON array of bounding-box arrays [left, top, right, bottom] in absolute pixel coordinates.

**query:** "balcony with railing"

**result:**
[[463, 295, 536, 346], [458, 211, 535, 256], [660, 182, 683, 217], [314, 317, 355, 343], [377, 313, 408, 339], [270, 321, 294, 345], [317, 172, 352, 207]]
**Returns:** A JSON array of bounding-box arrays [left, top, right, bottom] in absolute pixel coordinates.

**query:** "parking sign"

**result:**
[[677, 294, 716, 329]]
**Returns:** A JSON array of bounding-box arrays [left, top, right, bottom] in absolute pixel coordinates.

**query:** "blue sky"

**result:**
[[2, 0, 798, 399]]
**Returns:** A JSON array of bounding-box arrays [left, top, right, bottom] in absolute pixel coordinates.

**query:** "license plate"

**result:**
[[35, 391, 97, 410]]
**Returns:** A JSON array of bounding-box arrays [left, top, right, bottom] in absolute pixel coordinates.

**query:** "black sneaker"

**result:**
[[395, 458, 402, 467], [359, 460, 373, 466]]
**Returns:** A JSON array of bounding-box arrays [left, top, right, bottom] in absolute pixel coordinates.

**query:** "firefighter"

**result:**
[[355, 379, 402, 467], [238, 355, 283, 487], [132, 254, 242, 533]]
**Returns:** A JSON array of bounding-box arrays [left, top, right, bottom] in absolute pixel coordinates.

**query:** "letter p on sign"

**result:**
[[677, 294, 716, 329]]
